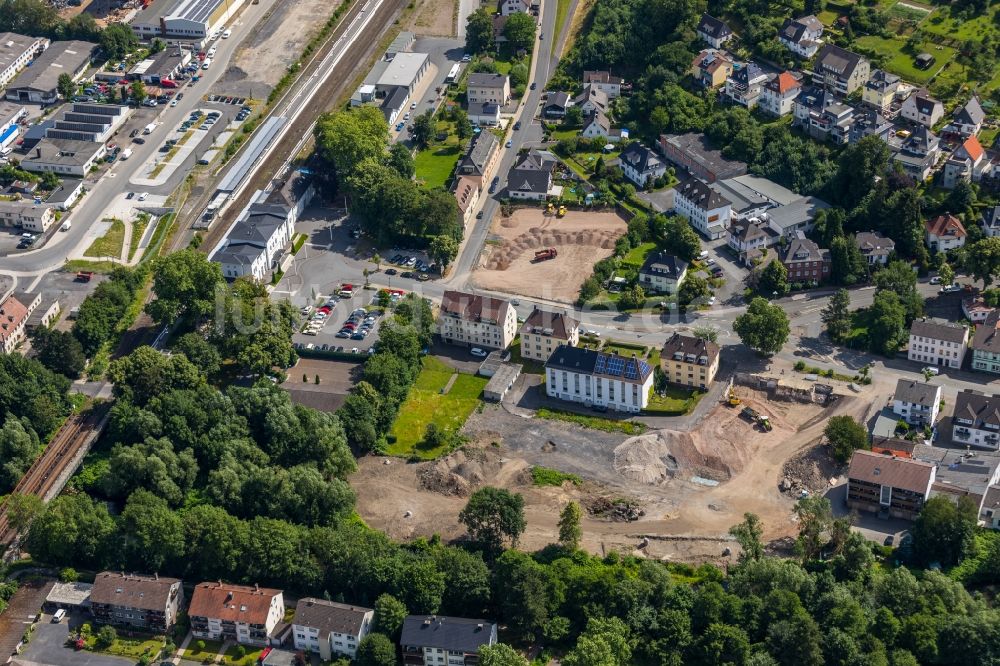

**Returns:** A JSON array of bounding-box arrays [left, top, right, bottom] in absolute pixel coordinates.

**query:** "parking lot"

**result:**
[[293, 292, 391, 354]]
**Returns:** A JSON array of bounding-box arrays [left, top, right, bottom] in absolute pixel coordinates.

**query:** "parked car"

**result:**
[[470, 347, 488, 357], [385, 268, 397, 275]]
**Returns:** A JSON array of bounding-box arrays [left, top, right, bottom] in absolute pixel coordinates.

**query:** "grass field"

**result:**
[[83, 218, 125, 259], [645, 385, 705, 416], [183, 640, 224, 661], [387, 356, 487, 458], [414, 145, 462, 189], [854, 36, 957, 86], [128, 215, 149, 262], [94, 636, 164, 660], [622, 242, 656, 267], [535, 407, 646, 434]]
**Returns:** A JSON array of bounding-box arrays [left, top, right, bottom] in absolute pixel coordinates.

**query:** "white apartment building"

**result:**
[[545, 345, 654, 413], [953, 390, 1000, 450], [439, 290, 518, 350], [466, 73, 510, 106], [211, 203, 294, 282], [293, 598, 373, 661], [400, 616, 497, 666], [673, 176, 732, 239], [760, 72, 801, 117], [189, 582, 284, 647], [518, 308, 579, 362], [891, 378, 942, 428], [0, 294, 30, 354], [908, 318, 969, 370]]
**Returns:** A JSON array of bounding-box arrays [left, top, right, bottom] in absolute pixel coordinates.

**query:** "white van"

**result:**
[[52, 609, 66, 623], [222, 29, 232, 38], [202, 58, 212, 70], [60, 220, 71, 231]]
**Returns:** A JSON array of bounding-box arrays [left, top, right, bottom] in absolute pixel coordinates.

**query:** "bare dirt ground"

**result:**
[[351, 387, 879, 562], [471, 209, 627, 303], [411, 0, 456, 36], [219, 0, 344, 97]]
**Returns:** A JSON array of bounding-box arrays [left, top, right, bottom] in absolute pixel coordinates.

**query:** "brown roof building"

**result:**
[[659, 332, 720, 389], [189, 582, 285, 646], [847, 450, 935, 520], [439, 290, 518, 350], [0, 294, 29, 354], [519, 308, 579, 362], [292, 598, 374, 661], [925, 213, 967, 252], [90, 572, 184, 633]]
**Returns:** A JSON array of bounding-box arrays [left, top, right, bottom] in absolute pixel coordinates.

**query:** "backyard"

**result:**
[[413, 113, 464, 189], [387, 356, 487, 458], [646, 385, 706, 416]]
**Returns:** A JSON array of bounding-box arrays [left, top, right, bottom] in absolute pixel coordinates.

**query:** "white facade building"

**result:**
[[891, 378, 942, 428], [292, 598, 373, 661], [545, 345, 654, 413], [439, 290, 518, 350], [908, 318, 969, 369], [189, 582, 284, 647], [673, 177, 732, 239], [953, 390, 1000, 450]]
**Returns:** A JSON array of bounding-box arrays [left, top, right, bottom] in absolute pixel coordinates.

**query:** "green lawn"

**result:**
[[551, 0, 573, 56], [532, 465, 582, 486], [550, 127, 579, 141], [508, 338, 547, 374], [601, 341, 649, 358], [854, 36, 958, 86], [128, 215, 149, 262], [414, 145, 462, 189], [222, 645, 265, 665], [387, 357, 487, 458], [645, 385, 705, 416], [622, 242, 656, 268], [83, 218, 125, 259], [535, 407, 646, 434], [91, 636, 164, 660], [183, 639, 224, 661]]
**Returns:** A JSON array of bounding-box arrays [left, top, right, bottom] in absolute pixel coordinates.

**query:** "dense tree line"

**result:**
[[71, 267, 146, 357], [313, 106, 462, 250]]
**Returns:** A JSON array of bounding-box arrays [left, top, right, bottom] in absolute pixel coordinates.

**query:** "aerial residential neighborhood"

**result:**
[[1, 0, 1000, 663]]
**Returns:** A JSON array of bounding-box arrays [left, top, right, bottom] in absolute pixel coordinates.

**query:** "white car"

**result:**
[[222, 29, 232, 38], [705, 258, 715, 265], [923, 366, 940, 376], [929, 276, 942, 284], [707, 296, 716, 305], [208, 46, 217, 57], [698, 250, 709, 260], [137, 192, 149, 201], [470, 347, 488, 357], [170, 100, 178, 107], [586, 329, 600, 337]]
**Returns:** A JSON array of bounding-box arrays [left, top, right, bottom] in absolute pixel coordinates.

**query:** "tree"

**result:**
[[563, 105, 583, 127], [100, 23, 138, 60], [373, 594, 407, 639], [108, 346, 202, 407], [129, 79, 146, 102], [172, 332, 222, 377], [939, 262, 955, 287], [830, 236, 867, 286], [678, 275, 710, 308], [656, 215, 701, 261], [729, 512, 764, 563], [481, 644, 529, 666], [95, 625, 117, 649], [387, 143, 414, 179], [411, 111, 434, 149], [356, 633, 396, 666], [31, 328, 86, 379], [733, 298, 790, 355], [824, 415, 869, 463], [757, 260, 789, 296], [429, 235, 459, 270], [563, 617, 632, 666], [459, 487, 526, 555], [119, 490, 186, 571], [5, 493, 42, 536], [964, 237, 1000, 288], [465, 8, 493, 54], [558, 501, 582, 550], [454, 108, 473, 142], [822, 289, 852, 343], [146, 249, 224, 326], [911, 495, 978, 566], [794, 496, 833, 561], [868, 290, 907, 356], [692, 326, 719, 343], [503, 12, 536, 51], [619, 284, 646, 310], [149, 37, 165, 54], [314, 106, 390, 187], [0, 417, 41, 494], [57, 72, 74, 99], [874, 260, 923, 322]]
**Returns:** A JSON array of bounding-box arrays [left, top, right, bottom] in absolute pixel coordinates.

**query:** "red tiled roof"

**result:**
[[0, 295, 28, 342], [962, 135, 984, 162], [925, 214, 966, 238], [188, 582, 281, 624], [773, 71, 800, 94]]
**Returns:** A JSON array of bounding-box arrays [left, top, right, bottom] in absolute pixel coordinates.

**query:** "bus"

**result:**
[[445, 63, 460, 83]]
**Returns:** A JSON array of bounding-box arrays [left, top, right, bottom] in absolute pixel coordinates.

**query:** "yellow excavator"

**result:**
[[727, 387, 741, 406], [557, 205, 567, 218]]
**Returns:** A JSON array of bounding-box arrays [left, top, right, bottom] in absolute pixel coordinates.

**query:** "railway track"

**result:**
[[173, 0, 405, 256], [0, 406, 108, 548]]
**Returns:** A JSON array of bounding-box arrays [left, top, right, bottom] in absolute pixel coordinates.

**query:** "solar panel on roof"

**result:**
[[594, 354, 606, 374], [607, 357, 624, 376]]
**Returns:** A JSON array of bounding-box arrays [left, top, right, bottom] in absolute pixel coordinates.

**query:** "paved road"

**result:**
[[0, 0, 277, 278]]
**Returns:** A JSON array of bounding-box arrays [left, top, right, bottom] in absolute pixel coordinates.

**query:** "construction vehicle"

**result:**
[[727, 387, 741, 406], [557, 205, 567, 218], [75, 271, 94, 283], [533, 248, 558, 262], [740, 405, 772, 431], [758, 415, 773, 432], [546, 202, 554, 214]]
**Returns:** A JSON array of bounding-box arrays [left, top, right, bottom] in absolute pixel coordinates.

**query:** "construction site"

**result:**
[[471, 208, 627, 303], [351, 378, 880, 563]]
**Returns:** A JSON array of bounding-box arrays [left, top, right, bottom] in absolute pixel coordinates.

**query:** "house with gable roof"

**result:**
[[901, 89, 944, 128], [724, 62, 768, 109], [863, 69, 900, 113], [692, 49, 733, 89], [952, 96, 986, 137], [545, 344, 655, 412], [673, 176, 731, 239], [439, 290, 518, 350], [925, 213, 967, 252], [760, 71, 801, 117], [506, 150, 557, 201], [813, 44, 870, 96], [943, 135, 988, 189], [778, 15, 824, 58], [696, 14, 733, 49], [953, 389, 1000, 450], [847, 450, 935, 520], [893, 126, 940, 181], [971, 310, 1000, 375], [908, 317, 968, 368], [618, 143, 665, 187]]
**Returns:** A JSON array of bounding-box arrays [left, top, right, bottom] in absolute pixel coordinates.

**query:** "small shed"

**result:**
[[484, 362, 522, 402], [45, 581, 93, 611], [915, 53, 935, 70]]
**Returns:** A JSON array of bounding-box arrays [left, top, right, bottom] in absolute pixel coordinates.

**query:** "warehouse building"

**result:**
[[0, 33, 47, 88], [5, 40, 95, 105], [132, 0, 246, 40]]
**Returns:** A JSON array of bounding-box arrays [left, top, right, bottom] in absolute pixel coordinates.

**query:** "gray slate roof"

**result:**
[[675, 176, 730, 211], [893, 378, 940, 407], [954, 96, 985, 126], [400, 616, 495, 653], [909, 318, 967, 344], [293, 598, 371, 637]]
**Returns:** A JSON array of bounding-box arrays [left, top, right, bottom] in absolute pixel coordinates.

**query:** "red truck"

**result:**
[[75, 271, 94, 282], [533, 248, 558, 262]]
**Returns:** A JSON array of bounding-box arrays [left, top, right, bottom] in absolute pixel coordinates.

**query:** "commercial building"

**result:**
[[400, 616, 497, 666], [0, 200, 54, 232], [43, 102, 130, 144], [0, 293, 29, 354], [891, 378, 941, 427], [907, 318, 968, 369], [658, 132, 748, 183], [189, 582, 284, 646], [519, 308, 579, 362], [813, 44, 870, 96], [546, 345, 654, 413], [971, 310, 1000, 375], [0, 33, 46, 88], [132, 0, 247, 40], [847, 450, 935, 520], [439, 290, 518, 350], [89, 572, 184, 634], [211, 203, 295, 282], [20, 138, 106, 177], [952, 390, 1000, 450], [374, 52, 429, 95], [637, 251, 687, 294], [659, 332, 719, 389], [5, 40, 95, 105], [130, 48, 192, 85], [292, 598, 373, 661], [673, 176, 731, 239]]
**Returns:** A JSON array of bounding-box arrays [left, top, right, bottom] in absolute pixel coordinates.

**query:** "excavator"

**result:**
[[727, 387, 741, 407]]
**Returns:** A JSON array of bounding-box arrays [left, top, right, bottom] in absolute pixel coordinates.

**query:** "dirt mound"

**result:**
[[417, 446, 530, 496], [780, 441, 842, 496], [615, 429, 741, 484], [485, 228, 623, 270]]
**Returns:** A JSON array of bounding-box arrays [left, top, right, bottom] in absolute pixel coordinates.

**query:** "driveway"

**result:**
[[16, 612, 133, 666]]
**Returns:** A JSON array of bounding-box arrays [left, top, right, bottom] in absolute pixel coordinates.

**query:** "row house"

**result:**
[[692, 49, 733, 89], [453, 176, 481, 228], [659, 332, 720, 389], [401, 615, 497, 666], [545, 345, 655, 413], [907, 318, 968, 369], [696, 14, 733, 49], [847, 450, 935, 521], [519, 308, 579, 362], [89, 572, 184, 634], [953, 390, 1000, 450], [942, 135, 988, 189], [862, 69, 900, 113], [760, 71, 801, 117], [971, 310, 1000, 375], [454, 130, 500, 187], [673, 176, 732, 239], [925, 213, 966, 253], [780, 233, 830, 283], [724, 62, 768, 109], [900, 89, 943, 128], [893, 126, 940, 181], [438, 290, 517, 350], [292, 598, 373, 661], [892, 378, 942, 427], [855, 231, 894, 266], [778, 14, 824, 58], [189, 582, 284, 646], [813, 44, 871, 96]]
